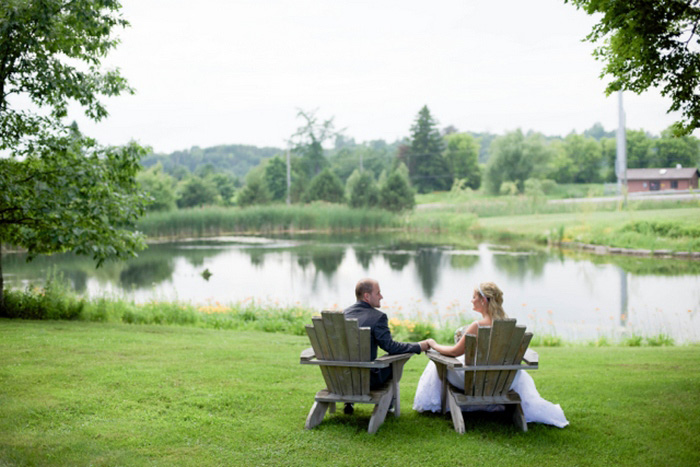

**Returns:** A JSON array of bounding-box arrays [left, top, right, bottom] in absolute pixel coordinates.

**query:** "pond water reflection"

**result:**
[[4, 233, 699, 342]]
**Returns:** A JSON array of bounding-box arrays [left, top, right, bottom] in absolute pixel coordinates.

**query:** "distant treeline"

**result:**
[[142, 144, 281, 179], [135, 107, 700, 214]]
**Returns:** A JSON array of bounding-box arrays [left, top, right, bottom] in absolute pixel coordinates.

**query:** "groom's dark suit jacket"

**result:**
[[344, 300, 421, 389]]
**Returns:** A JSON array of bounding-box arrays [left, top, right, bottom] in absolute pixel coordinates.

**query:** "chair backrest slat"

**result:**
[[499, 331, 533, 392], [359, 327, 371, 394], [311, 316, 342, 394], [482, 319, 516, 396], [462, 320, 533, 398], [494, 325, 526, 395], [323, 311, 353, 395], [343, 316, 364, 394], [472, 326, 491, 396], [306, 311, 371, 397], [462, 334, 477, 395], [305, 325, 337, 393]]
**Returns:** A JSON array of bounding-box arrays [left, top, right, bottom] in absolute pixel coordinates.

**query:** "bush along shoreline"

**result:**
[[0, 277, 681, 347]]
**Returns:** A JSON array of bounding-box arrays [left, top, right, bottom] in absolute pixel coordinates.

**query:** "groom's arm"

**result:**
[[373, 313, 421, 355]]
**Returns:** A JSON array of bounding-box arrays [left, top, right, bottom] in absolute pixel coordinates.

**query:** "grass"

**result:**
[[137, 203, 403, 239], [473, 207, 700, 251], [0, 319, 698, 466]]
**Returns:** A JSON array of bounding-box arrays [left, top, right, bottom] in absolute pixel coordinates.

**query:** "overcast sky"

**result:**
[[68, 0, 692, 154]]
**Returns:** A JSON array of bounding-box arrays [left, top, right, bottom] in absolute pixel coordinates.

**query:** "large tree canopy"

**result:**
[[0, 0, 148, 306], [567, 0, 700, 135]]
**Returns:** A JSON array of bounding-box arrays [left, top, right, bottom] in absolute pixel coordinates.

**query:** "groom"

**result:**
[[343, 278, 429, 413]]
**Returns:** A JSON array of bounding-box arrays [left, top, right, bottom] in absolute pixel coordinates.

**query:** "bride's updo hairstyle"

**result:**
[[476, 281, 508, 320]]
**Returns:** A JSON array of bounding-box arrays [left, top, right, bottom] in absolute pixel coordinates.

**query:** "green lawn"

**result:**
[[1, 320, 699, 466], [474, 207, 700, 251]]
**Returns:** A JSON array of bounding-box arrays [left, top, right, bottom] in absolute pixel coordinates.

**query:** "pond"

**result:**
[[4, 233, 699, 343]]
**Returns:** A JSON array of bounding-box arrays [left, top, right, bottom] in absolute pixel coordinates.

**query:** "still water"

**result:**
[[4, 234, 699, 342]]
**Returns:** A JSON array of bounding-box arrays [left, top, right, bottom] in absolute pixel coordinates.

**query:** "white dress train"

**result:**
[[413, 357, 569, 428]]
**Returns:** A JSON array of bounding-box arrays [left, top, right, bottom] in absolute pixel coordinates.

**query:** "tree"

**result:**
[[236, 180, 271, 207], [263, 156, 288, 201], [137, 163, 177, 211], [379, 165, 415, 212], [567, 0, 700, 135], [346, 170, 379, 208], [653, 126, 700, 167], [562, 134, 603, 183], [600, 137, 618, 182], [547, 140, 576, 184], [208, 172, 239, 206], [0, 1, 148, 307], [443, 133, 481, 189], [176, 176, 220, 208], [626, 129, 655, 168], [484, 130, 551, 194], [302, 168, 345, 204], [290, 109, 337, 179], [406, 106, 450, 193]]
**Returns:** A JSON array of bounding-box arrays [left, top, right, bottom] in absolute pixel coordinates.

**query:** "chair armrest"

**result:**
[[375, 352, 413, 364], [523, 348, 539, 365], [426, 349, 462, 368], [300, 347, 315, 361]]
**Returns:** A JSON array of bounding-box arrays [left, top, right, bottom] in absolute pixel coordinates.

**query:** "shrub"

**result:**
[[1, 271, 84, 321], [379, 169, 415, 212], [302, 168, 345, 204], [347, 170, 379, 208]]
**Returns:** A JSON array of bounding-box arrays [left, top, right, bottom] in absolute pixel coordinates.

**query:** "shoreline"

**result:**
[[555, 241, 700, 260]]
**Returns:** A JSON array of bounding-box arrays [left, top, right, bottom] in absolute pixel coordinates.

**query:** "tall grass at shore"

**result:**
[[135, 195, 699, 246], [137, 203, 403, 239], [0, 279, 680, 347]]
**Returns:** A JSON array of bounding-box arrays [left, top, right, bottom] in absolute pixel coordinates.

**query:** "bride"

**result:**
[[413, 281, 569, 428]]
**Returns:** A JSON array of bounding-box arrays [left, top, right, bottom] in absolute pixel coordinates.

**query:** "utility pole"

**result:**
[[616, 90, 627, 205], [286, 148, 291, 205]]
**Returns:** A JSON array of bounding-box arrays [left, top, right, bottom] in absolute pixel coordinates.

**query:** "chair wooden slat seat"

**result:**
[[300, 310, 413, 434], [426, 319, 538, 433]]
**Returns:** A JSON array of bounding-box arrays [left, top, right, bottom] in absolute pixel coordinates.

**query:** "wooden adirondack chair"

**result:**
[[299, 310, 413, 434], [426, 319, 539, 433]]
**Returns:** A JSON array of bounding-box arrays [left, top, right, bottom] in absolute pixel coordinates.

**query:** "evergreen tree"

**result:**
[[407, 106, 450, 193], [347, 170, 379, 208], [302, 168, 345, 204], [379, 165, 415, 212]]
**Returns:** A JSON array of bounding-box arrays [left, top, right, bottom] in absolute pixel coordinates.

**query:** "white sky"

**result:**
[[68, 0, 693, 153]]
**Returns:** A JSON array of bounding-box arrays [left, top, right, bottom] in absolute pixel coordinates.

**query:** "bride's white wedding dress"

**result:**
[[413, 356, 569, 428]]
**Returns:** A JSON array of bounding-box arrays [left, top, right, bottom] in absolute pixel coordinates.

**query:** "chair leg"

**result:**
[[512, 403, 528, 432], [367, 387, 394, 434], [446, 389, 465, 434], [329, 402, 336, 414], [305, 401, 330, 430]]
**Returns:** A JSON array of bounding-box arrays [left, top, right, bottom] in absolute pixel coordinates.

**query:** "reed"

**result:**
[[137, 203, 402, 239]]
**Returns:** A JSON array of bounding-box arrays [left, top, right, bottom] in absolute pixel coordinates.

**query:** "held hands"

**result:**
[[419, 339, 437, 352]]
